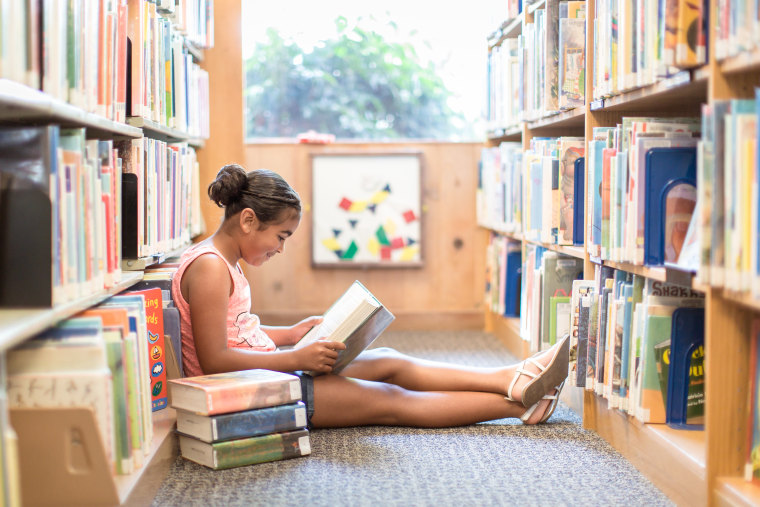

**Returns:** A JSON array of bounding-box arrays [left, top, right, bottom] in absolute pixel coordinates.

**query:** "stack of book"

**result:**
[[168, 369, 311, 470]]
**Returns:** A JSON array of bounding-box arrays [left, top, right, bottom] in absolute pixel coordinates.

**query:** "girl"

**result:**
[[171, 164, 570, 428]]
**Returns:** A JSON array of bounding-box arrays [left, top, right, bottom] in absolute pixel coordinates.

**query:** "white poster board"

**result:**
[[311, 153, 423, 267]]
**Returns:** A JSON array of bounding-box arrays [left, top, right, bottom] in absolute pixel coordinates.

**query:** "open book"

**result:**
[[295, 280, 395, 375]]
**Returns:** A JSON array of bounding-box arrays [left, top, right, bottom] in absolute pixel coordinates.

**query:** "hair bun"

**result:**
[[208, 164, 248, 208]]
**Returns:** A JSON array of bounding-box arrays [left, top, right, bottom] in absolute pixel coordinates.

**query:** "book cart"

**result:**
[[0, 4, 210, 505], [482, 1, 760, 505]]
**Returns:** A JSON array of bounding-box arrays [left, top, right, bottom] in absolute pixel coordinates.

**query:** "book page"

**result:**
[[297, 281, 380, 345]]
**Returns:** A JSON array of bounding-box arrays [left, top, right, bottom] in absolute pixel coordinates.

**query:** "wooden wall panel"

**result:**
[[238, 143, 486, 329], [196, 1, 486, 330]]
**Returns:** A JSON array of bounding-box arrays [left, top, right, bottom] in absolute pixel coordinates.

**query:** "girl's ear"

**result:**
[[239, 208, 258, 233]]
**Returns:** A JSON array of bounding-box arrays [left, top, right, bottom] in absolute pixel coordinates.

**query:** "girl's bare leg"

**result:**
[[339, 345, 566, 404], [310, 374, 553, 428]]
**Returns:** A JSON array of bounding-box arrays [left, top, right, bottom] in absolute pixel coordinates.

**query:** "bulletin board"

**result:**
[[311, 152, 423, 268]]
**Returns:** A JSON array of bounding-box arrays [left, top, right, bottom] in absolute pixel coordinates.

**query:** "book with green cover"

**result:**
[[549, 296, 571, 347], [178, 429, 311, 470]]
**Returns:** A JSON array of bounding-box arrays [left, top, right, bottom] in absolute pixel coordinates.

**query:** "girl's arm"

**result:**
[[184, 255, 342, 374], [262, 316, 323, 347]]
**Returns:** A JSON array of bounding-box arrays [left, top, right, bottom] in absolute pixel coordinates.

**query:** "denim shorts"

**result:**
[[293, 371, 314, 427]]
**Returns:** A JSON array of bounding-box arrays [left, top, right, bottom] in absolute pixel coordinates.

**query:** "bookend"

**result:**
[[9, 407, 120, 505], [0, 187, 53, 306], [122, 172, 139, 259], [643, 147, 697, 266], [573, 157, 585, 246], [666, 307, 705, 430]]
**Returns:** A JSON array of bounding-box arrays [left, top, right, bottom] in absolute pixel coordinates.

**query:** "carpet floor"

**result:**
[[152, 330, 673, 507]]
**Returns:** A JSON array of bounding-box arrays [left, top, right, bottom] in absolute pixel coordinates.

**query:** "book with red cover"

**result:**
[[168, 369, 302, 416]]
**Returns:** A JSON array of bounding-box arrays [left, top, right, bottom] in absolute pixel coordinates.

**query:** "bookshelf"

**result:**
[[0, 1, 212, 505], [481, 0, 760, 505]]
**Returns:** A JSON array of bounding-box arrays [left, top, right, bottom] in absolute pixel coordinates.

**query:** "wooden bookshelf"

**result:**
[[715, 477, 760, 506], [126, 116, 194, 143], [121, 242, 193, 271], [526, 107, 585, 131], [481, 0, 760, 504], [584, 393, 707, 506], [0, 2, 211, 505], [487, 124, 523, 142], [589, 68, 707, 114], [0, 79, 142, 139], [0, 271, 143, 351], [115, 409, 178, 506]]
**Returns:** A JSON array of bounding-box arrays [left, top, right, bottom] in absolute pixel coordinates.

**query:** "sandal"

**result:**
[[506, 334, 570, 408], [520, 380, 565, 425]]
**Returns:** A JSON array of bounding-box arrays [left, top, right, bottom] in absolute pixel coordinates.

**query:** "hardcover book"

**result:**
[[295, 280, 395, 375], [178, 428, 311, 470], [176, 402, 308, 443], [168, 369, 302, 416]]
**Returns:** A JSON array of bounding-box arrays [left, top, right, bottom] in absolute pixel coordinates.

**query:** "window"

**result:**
[[242, 1, 504, 141]]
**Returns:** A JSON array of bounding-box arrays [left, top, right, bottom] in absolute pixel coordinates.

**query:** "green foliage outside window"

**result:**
[[244, 17, 467, 140]]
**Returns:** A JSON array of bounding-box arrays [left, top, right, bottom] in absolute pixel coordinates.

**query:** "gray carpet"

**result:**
[[152, 330, 673, 506]]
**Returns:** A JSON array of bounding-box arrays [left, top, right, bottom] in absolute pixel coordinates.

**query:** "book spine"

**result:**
[[214, 403, 308, 441], [206, 378, 301, 415], [212, 429, 311, 470]]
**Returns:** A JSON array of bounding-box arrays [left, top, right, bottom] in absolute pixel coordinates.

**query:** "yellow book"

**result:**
[[675, 0, 702, 67]]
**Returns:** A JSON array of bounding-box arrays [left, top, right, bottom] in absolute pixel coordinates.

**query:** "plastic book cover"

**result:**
[[550, 296, 572, 348], [619, 284, 635, 403], [127, 288, 168, 411], [577, 294, 592, 388], [558, 138, 585, 245], [586, 293, 600, 390], [540, 254, 583, 349], [179, 428, 311, 470], [558, 17, 585, 110], [746, 319, 760, 482], [544, 0, 560, 112], [168, 369, 302, 416], [709, 101, 730, 286], [654, 339, 671, 410], [569, 280, 595, 385], [572, 157, 585, 246], [176, 402, 308, 443], [674, 0, 704, 67]]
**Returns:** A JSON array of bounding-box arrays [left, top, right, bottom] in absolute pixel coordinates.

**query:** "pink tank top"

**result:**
[[171, 242, 276, 377]]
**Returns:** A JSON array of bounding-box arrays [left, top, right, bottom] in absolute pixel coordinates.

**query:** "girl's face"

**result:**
[[243, 211, 301, 266]]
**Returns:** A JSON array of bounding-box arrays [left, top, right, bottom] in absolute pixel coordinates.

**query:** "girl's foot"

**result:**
[[520, 381, 564, 425], [505, 335, 570, 408]]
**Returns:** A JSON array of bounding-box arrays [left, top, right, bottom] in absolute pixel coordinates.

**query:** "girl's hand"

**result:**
[[288, 316, 324, 345], [294, 340, 347, 373]]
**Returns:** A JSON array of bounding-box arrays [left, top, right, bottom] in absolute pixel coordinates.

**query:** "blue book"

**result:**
[[176, 402, 309, 443], [591, 140, 605, 253], [573, 157, 585, 245], [619, 284, 634, 402], [643, 147, 697, 266], [503, 249, 522, 318]]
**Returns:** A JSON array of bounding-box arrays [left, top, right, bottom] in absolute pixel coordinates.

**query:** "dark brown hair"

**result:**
[[207, 164, 301, 225]]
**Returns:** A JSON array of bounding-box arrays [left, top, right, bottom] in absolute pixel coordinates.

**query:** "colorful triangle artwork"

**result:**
[[383, 184, 391, 193], [348, 220, 358, 229], [375, 225, 391, 246], [367, 204, 377, 214], [406, 238, 416, 246], [332, 229, 342, 238], [341, 240, 359, 260]]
